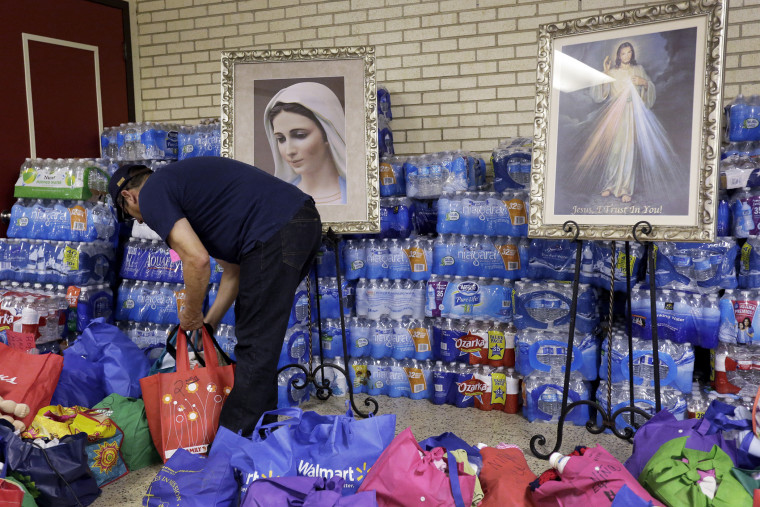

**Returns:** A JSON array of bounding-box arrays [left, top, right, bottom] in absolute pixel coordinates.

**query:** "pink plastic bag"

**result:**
[[357, 427, 475, 507], [532, 445, 657, 507]]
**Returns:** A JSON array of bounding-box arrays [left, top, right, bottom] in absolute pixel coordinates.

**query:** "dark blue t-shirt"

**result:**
[[139, 157, 310, 263]]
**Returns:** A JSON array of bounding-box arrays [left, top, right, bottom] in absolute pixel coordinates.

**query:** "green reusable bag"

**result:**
[[94, 393, 161, 470], [639, 436, 751, 507], [731, 467, 760, 497]]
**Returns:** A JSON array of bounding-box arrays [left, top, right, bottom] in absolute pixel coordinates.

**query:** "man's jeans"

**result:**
[[219, 200, 321, 435]]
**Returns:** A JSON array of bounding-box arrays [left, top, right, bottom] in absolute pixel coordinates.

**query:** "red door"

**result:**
[[0, 0, 133, 230]]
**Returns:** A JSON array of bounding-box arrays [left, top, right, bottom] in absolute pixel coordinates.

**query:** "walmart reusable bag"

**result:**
[[218, 406, 395, 497]]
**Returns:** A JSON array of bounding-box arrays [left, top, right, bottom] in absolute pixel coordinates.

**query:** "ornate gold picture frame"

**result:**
[[529, 0, 727, 242], [221, 47, 379, 234]]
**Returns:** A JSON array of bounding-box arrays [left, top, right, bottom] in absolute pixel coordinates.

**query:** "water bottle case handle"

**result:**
[[654, 249, 691, 286], [612, 399, 655, 428], [531, 383, 580, 421], [528, 339, 584, 374], [622, 350, 678, 388], [518, 289, 572, 327]]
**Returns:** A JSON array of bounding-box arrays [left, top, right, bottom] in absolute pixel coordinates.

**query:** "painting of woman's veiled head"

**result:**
[[221, 48, 380, 234], [256, 78, 347, 205]]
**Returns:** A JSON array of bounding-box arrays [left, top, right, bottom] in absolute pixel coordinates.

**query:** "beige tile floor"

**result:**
[[95, 394, 635, 505]]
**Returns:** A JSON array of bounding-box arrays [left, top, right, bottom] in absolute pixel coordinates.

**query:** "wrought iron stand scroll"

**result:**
[[277, 228, 379, 418], [530, 221, 663, 459]]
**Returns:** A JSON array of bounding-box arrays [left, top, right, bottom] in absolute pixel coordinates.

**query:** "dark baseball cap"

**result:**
[[108, 163, 153, 221]]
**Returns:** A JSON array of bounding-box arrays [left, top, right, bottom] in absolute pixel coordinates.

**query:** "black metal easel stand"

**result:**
[[277, 228, 379, 418], [530, 221, 663, 459]]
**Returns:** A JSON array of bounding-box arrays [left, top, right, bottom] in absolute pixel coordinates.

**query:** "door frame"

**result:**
[[89, 0, 135, 121]]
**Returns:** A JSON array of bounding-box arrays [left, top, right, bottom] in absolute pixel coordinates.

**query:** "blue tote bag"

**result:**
[[64, 318, 151, 398], [51, 354, 107, 408], [211, 406, 395, 498], [143, 447, 238, 507]]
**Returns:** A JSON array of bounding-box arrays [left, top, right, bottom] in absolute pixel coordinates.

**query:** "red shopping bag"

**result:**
[[0, 479, 24, 506], [140, 326, 234, 461], [0, 343, 63, 427], [479, 446, 536, 506]]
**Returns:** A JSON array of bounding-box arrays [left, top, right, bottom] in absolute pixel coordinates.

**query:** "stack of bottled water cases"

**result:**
[[6, 158, 119, 343], [114, 280, 186, 325], [513, 279, 600, 425], [491, 137, 532, 191], [101, 122, 180, 161], [378, 86, 394, 158], [7, 199, 118, 245], [513, 280, 599, 334], [120, 239, 184, 284], [114, 226, 229, 345], [529, 239, 646, 291], [426, 276, 513, 323], [350, 357, 521, 411], [15, 158, 111, 199], [343, 318, 520, 412], [403, 150, 487, 199], [178, 119, 221, 160], [346, 238, 433, 281], [379, 156, 406, 197], [0, 239, 116, 287], [630, 284, 720, 349], [597, 322, 691, 430], [595, 380, 687, 431], [731, 187, 760, 238], [712, 287, 760, 396], [437, 190, 528, 237], [724, 94, 760, 147], [650, 240, 738, 293], [117, 321, 175, 353], [377, 198, 415, 239], [0, 283, 72, 354]]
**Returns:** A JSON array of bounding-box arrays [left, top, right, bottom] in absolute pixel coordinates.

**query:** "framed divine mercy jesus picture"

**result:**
[[529, 0, 727, 242], [221, 46, 380, 234]]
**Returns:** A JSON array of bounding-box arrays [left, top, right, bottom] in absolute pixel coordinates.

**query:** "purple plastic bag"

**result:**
[[624, 409, 740, 478], [241, 476, 377, 507]]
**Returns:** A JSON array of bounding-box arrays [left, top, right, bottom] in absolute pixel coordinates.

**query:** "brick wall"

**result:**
[[134, 0, 760, 157]]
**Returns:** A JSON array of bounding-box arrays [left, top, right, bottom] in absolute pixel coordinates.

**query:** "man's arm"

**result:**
[[166, 218, 210, 331], [204, 259, 240, 331]]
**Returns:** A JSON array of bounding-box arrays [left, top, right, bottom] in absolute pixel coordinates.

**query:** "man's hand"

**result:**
[[180, 307, 204, 331], [631, 76, 648, 89], [603, 55, 611, 73]]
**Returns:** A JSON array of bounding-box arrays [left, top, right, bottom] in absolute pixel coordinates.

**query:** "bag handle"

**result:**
[[175, 325, 230, 372], [447, 450, 466, 507], [168, 324, 234, 369], [253, 407, 304, 437]]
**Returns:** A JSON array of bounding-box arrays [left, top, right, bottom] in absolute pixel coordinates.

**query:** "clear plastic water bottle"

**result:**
[[355, 278, 369, 317], [686, 384, 708, 419]]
